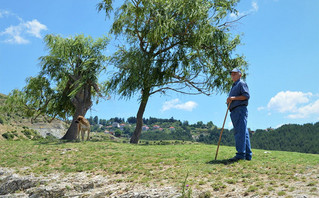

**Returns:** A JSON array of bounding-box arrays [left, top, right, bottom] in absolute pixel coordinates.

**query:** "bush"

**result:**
[[114, 129, 122, 137], [21, 129, 32, 139], [2, 132, 15, 140], [21, 128, 43, 140], [45, 133, 58, 141], [0, 117, 4, 124], [22, 130, 32, 138]]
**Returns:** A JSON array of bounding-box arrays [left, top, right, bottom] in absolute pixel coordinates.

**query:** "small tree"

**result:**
[[114, 129, 122, 137], [5, 34, 109, 140], [99, 0, 247, 143], [93, 116, 99, 125]]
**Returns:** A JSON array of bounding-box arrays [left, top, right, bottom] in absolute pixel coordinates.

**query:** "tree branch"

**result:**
[[218, 14, 247, 29], [150, 86, 207, 96], [153, 41, 181, 57], [174, 75, 210, 96], [153, 18, 194, 57]]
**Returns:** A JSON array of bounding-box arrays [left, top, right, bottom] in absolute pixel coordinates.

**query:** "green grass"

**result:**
[[0, 139, 318, 197]]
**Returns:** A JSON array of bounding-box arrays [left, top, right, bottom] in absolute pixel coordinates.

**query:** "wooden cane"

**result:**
[[215, 102, 231, 160]]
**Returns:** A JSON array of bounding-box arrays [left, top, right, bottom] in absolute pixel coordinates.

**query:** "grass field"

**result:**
[[0, 139, 318, 197]]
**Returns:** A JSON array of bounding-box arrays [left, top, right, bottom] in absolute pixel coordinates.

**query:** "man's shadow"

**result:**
[[206, 159, 238, 165]]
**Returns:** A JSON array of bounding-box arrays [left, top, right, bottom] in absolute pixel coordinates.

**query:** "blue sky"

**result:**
[[1, 0, 318, 130]]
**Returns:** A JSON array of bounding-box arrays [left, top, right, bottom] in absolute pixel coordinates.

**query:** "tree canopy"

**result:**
[[98, 0, 247, 143], [5, 34, 110, 140]]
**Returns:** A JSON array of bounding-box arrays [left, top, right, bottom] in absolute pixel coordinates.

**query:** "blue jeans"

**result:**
[[230, 106, 252, 160]]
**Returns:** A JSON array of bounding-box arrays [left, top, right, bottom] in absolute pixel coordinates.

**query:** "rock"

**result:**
[[30, 119, 67, 139], [0, 171, 182, 198], [28, 186, 67, 198], [117, 187, 180, 198], [0, 174, 38, 195]]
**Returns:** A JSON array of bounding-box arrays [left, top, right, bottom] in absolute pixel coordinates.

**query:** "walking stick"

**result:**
[[215, 102, 231, 160]]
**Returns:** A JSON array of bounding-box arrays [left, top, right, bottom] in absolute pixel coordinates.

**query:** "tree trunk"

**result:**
[[61, 85, 92, 140], [61, 107, 86, 140], [130, 89, 150, 144]]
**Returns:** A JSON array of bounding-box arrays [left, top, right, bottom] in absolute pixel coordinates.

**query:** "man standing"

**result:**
[[227, 68, 252, 161]]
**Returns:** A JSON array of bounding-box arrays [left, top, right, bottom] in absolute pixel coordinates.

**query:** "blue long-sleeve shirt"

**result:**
[[228, 79, 250, 111]]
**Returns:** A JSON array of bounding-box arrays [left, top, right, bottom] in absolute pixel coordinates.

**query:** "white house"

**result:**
[[112, 122, 120, 128]]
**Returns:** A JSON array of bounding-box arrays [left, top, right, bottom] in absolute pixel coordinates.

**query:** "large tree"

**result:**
[[98, 0, 247, 143], [5, 34, 109, 140]]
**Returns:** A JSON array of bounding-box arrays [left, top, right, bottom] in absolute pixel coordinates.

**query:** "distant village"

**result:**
[[86, 116, 181, 135], [103, 122, 175, 136]]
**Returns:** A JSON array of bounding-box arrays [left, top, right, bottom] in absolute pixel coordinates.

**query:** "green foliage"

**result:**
[[141, 127, 193, 141], [88, 114, 319, 154], [181, 172, 192, 198], [277, 191, 286, 196], [21, 127, 43, 140], [2, 131, 16, 140], [4, 34, 110, 123], [2, 127, 43, 141], [211, 181, 226, 191], [251, 123, 319, 154], [98, 0, 247, 143], [114, 129, 122, 137], [196, 122, 319, 154], [103, 0, 247, 99], [93, 116, 99, 125]]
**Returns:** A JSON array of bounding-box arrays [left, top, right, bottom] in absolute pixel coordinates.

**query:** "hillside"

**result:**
[[195, 122, 319, 154], [0, 140, 318, 197], [1, 92, 318, 154], [0, 93, 318, 197], [90, 115, 319, 154], [0, 93, 67, 140]]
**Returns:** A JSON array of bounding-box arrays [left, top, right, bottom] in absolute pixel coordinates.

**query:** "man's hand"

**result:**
[[227, 97, 235, 104], [227, 95, 248, 104]]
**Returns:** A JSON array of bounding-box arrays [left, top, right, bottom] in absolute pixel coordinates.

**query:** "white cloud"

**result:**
[[267, 91, 312, 113], [230, 1, 259, 19], [0, 10, 47, 44], [252, 2, 259, 12], [265, 91, 319, 120], [288, 99, 319, 119], [161, 99, 198, 112], [0, 24, 29, 44], [25, 19, 47, 38], [0, 10, 10, 18]]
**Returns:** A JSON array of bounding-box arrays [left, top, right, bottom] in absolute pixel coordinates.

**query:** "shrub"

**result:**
[[22, 130, 32, 138], [2, 132, 14, 140], [21, 128, 43, 140], [277, 191, 286, 196], [114, 129, 122, 137], [21, 129, 32, 139], [45, 133, 58, 141]]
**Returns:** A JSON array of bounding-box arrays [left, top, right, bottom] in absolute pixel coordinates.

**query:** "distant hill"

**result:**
[[1, 92, 318, 154], [195, 122, 319, 154], [251, 123, 319, 154]]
